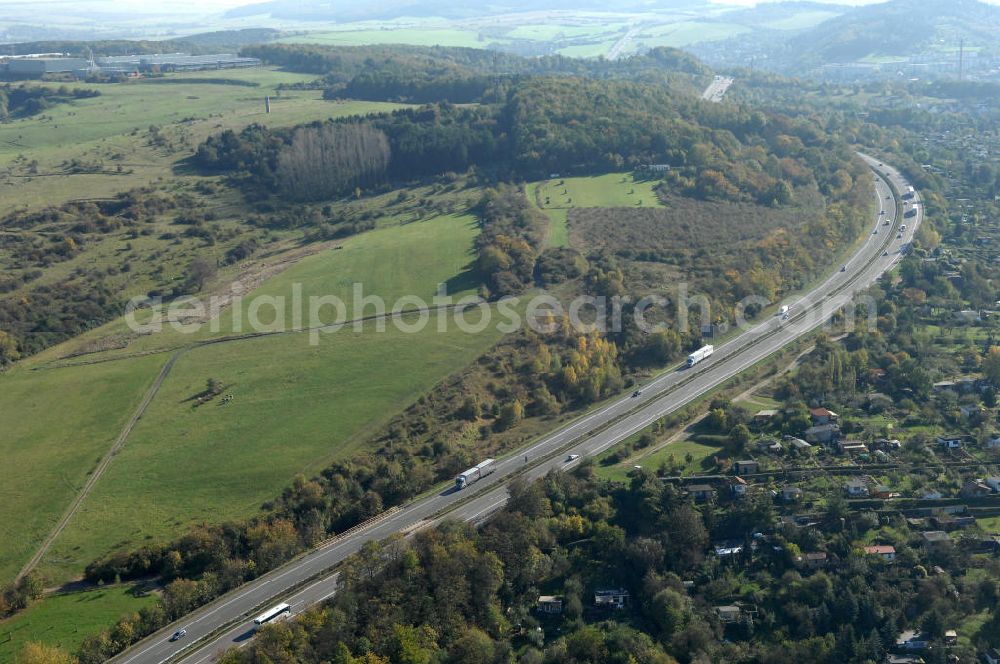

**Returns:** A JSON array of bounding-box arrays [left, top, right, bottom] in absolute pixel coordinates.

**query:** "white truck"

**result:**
[[455, 458, 496, 489], [686, 345, 714, 368], [779, 305, 789, 317]]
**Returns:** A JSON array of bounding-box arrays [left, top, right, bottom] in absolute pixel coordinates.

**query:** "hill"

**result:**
[[691, 0, 1000, 76]]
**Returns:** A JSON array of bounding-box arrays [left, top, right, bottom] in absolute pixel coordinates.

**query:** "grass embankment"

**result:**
[[0, 586, 156, 664], [0, 356, 166, 583], [29, 211, 499, 582]]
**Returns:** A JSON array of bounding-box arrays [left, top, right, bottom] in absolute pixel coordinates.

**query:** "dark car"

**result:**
[[632, 390, 641, 398], [170, 629, 187, 642]]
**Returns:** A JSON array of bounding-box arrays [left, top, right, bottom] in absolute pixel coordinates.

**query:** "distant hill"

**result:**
[[1, 29, 281, 58], [783, 0, 999, 63], [224, 0, 706, 22], [690, 0, 1000, 75]]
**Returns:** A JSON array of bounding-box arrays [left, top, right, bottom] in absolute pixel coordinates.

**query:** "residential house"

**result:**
[[782, 486, 804, 502], [943, 629, 957, 646], [961, 479, 992, 498], [872, 485, 894, 499], [872, 438, 902, 451], [758, 439, 783, 454], [869, 367, 887, 384], [537, 596, 563, 614], [795, 552, 831, 570], [787, 437, 812, 451], [734, 460, 759, 475], [930, 515, 976, 530], [845, 479, 870, 498], [937, 435, 964, 449], [594, 588, 630, 609], [754, 409, 778, 426], [688, 484, 715, 501], [714, 540, 744, 557], [894, 630, 928, 651], [933, 380, 957, 393], [986, 477, 1000, 493], [810, 407, 840, 425], [715, 605, 742, 623], [985, 648, 1000, 664], [805, 424, 841, 444], [731, 476, 748, 497], [839, 440, 869, 456], [921, 530, 952, 548], [883, 657, 925, 664], [987, 435, 1000, 449], [960, 403, 986, 419], [864, 545, 896, 562]]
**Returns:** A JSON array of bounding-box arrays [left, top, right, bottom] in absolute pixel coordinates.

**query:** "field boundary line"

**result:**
[[15, 351, 182, 582]]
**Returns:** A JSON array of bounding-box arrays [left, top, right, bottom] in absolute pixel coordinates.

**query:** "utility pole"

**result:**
[[959, 38, 964, 82]]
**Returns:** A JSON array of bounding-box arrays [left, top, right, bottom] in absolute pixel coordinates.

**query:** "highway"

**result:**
[[701, 75, 734, 102], [112, 154, 920, 664]]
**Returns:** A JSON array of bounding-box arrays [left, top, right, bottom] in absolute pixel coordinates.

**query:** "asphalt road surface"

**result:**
[[701, 75, 734, 102], [112, 154, 920, 664]]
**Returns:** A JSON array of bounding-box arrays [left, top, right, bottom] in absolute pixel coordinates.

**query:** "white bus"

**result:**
[[253, 603, 291, 626]]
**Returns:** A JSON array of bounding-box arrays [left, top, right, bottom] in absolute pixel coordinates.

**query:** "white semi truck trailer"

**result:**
[[686, 345, 714, 368], [455, 458, 496, 489]]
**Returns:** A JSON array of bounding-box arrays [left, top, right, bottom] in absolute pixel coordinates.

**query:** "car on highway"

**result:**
[[883, 250, 889, 256], [566, 454, 580, 462], [841, 265, 847, 272], [897, 232, 902, 238], [170, 629, 187, 642], [873, 229, 878, 234], [632, 390, 641, 398]]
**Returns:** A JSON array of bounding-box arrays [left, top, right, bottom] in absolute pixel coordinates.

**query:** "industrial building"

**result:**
[[5, 57, 91, 77], [96, 53, 261, 73], [1, 53, 260, 79]]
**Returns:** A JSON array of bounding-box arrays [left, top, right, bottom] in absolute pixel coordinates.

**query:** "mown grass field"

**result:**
[[39, 311, 507, 581], [280, 27, 494, 49], [597, 438, 725, 483], [635, 21, 751, 49], [0, 355, 165, 584], [36, 210, 483, 362], [533, 173, 663, 209], [188, 212, 481, 338], [29, 209, 498, 582], [528, 172, 664, 248], [0, 585, 156, 664]]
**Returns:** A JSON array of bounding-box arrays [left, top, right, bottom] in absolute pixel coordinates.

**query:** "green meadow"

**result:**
[[529, 172, 665, 247], [0, 68, 407, 213], [0, 585, 156, 664], [39, 311, 506, 581], [28, 208, 499, 582], [0, 355, 166, 583]]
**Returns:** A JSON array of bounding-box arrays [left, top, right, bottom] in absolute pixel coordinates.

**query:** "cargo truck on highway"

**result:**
[[686, 345, 714, 367], [455, 458, 496, 489]]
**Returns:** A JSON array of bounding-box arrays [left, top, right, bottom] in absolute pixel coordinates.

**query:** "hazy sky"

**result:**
[[6, 0, 1000, 18]]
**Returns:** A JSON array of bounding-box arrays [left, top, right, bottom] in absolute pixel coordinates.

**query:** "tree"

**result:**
[[14, 643, 76, 664], [186, 257, 217, 293], [495, 399, 524, 431], [984, 346, 1000, 386], [0, 330, 19, 368], [729, 423, 751, 450]]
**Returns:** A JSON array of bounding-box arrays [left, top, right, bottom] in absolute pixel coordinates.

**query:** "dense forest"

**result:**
[[196, 73, 864, 204]]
